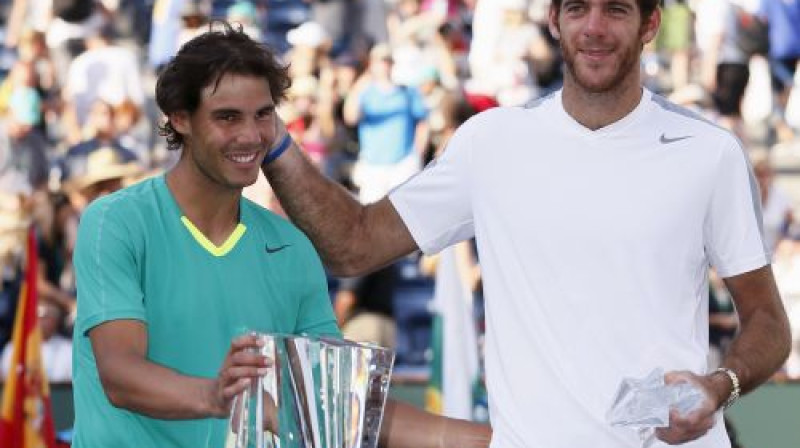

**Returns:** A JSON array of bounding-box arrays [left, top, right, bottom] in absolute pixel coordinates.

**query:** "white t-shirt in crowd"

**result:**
[[64, 45, 145, 126], [390, 88, 768, 448]]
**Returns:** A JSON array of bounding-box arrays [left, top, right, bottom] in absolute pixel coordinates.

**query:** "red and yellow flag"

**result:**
[[0, 226, 57, 448]]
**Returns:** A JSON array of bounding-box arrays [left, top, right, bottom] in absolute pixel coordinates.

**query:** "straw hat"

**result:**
[[64, 147, 141, 193]]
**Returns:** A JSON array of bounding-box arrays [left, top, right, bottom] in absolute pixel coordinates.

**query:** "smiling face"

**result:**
[[549, 0, 660, 95], [170, 73, 277, 192]]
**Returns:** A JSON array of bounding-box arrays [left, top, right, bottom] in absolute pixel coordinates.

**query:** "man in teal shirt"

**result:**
[[71, 23, 338, 447], [72, 22, 491, 448]]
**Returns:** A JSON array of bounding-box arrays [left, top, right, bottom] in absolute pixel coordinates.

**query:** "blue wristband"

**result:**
[[263, 134, 292, 165]]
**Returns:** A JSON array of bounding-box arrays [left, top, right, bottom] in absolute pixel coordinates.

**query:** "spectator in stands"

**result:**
[[58, 99, 140, 197], [344, 43, 429, 203], [414, 65, 453, 163], [0, 61, 50, 193], [282, 75, 330, 168], [15, 28, 60, 134], [1, 301, 73, 383], [70, 23, 490, 448], [61, 22, 145, 145], [285, 20, 331, 79], [655, 0, 692, 91], [695, 0, 752, 139], [45, 0, 107, 86], [334, 265, 398, 348], [177, 0, 212, 48], [148, 0, 190, 72], [262, 0, 791, 446], [2, 0, 43, 51], [315, 53, 363, 186], [113, 98, 151, 167], [310, 0, 364, 58], [0, 189, 29, 349], [490, 0, 554, 106], [63, 144, 141, 210], [33, 191, 79, 326], [751, 150, 795, 255], [759, 0, 800, 143], [467, 0, 520, 96], [387, 0, 455, 88]]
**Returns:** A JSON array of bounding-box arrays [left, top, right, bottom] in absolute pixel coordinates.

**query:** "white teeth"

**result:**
[[227, 153, 257, 163]]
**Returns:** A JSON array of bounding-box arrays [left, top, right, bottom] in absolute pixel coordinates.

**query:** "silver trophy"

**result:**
[[224, 333, 395, 448]]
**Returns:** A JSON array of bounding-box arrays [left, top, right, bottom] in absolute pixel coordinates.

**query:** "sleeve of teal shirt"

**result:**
[[74, 196, 147, 337], [293, 238, 341, 338]]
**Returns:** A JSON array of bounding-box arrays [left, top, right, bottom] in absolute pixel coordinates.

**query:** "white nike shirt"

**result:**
[[390, 88, 767, 448]]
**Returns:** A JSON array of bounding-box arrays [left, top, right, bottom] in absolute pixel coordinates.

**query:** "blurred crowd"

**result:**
[[0, 0, 800, 386]]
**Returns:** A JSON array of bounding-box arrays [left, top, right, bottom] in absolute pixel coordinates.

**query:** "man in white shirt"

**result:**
[[261, 0, 791, 446], [61, 23, 145, 144]]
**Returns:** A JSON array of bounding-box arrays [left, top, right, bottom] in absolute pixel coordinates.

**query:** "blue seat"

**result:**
[[393, 257, 435, 367]]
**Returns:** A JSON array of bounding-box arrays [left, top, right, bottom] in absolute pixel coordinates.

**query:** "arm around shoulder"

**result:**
[[263, 138, 419, 276]]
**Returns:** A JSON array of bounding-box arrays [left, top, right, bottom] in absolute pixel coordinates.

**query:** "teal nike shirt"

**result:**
[[72, 175, 340, 447]]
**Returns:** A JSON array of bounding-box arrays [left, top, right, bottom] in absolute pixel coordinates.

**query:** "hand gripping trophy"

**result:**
[[225, 333, 395, 448]]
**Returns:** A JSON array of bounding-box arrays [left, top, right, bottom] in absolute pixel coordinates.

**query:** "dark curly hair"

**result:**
[[155, 22, 292, 151]]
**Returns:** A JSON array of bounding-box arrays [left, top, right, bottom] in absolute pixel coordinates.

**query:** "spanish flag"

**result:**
[[0, 226, 57, 448]]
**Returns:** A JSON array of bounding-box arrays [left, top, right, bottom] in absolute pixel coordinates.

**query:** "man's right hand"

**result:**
[[207, 333, 271, 417]]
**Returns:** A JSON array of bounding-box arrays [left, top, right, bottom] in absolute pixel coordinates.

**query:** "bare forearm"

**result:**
[[343, 88, 363, 126], [264, 144, 368, 273], [721, 266, 791, 394], [99, 352, 220, 419], [720, 306, 790, 393], [379, 399, 491, 448]]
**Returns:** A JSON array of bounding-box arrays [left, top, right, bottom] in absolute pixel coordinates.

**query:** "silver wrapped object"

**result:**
[[225, 333, 395, 448], [607, 368, 705, 431]]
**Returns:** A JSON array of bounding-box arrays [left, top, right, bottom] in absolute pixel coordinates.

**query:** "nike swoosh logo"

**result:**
[[660, 133, 693, 144], [265, 243, 291, 254]]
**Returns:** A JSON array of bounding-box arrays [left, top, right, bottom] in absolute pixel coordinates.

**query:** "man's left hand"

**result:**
[[654, 370, 727, 444]]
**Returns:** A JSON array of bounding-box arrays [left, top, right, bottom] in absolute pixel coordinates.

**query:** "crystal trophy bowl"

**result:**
[[224, 333, 395, 448]]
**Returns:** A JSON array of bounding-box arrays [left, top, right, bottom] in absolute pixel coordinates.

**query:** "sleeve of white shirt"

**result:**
[[388, 115, 478, 255], [704, 134, 770, 278]]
